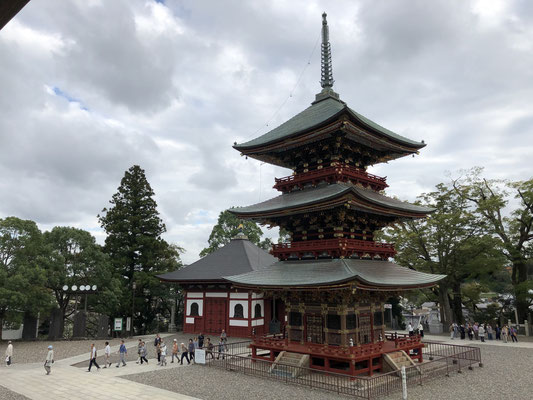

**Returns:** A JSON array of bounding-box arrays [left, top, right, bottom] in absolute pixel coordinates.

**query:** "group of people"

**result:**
[[4, 329, 232, 375], [449, 322, 519, 343]]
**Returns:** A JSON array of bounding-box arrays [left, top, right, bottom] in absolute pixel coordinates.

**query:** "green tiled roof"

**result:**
[[158, 237, 276, 283], [235, 96, 424, 150], [229, 183, 433, 216], [225, 258, 445, 288]]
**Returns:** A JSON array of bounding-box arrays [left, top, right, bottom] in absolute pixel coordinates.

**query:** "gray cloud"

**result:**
[[1, 0, 532, 263]]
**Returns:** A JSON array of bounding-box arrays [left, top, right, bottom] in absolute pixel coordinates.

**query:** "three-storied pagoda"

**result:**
[[226, 13, 445, 376]]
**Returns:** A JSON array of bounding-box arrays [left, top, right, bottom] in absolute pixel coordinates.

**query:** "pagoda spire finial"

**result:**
[[313, 12, 340, 104], [320, 12, 334, 89]]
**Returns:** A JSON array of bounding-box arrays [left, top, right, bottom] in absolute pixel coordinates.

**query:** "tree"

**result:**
[[200, 210, 273, 257], [453, 168, 533, 320], [98, 165, 182, 333], [383, 182, 503, 326], [42, 226, 120, 337], [0, 217, 51, 338]]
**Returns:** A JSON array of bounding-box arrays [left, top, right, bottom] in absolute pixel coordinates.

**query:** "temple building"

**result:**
[[224, 13, 446, 376], [158, 231, 283, 337]]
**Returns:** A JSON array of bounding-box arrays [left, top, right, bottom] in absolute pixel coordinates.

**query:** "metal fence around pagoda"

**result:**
[[205, 339, 482, 399]]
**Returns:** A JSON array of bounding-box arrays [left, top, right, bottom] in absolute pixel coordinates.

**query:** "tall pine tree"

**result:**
[[99, 165, 181, 333]]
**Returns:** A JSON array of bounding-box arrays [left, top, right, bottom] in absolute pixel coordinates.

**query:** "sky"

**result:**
[[1, 0, 532, 264]]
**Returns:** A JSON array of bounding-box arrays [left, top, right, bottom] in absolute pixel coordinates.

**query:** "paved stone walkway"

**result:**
[[0, 335, 200, 400]]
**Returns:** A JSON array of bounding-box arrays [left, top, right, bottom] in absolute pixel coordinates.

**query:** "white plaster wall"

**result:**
[[229, 300, 248, 318], [187, 299, 203, 316], [230, 292, 249, 299], [251, 300, 264, 318], [251, 319, 265, 327], [205, 292, 228, 298], [187, 292, 203, 299], [229, 320, 249, 327]]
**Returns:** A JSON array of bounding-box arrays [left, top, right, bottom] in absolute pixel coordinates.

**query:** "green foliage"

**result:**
[[200, 210, 271, 257], [453, 167, 533, 319], [0, 217, 51, 336], [98, 165, 183, 333], [42, 226, 121, 322], [383, 181, 504, 325]]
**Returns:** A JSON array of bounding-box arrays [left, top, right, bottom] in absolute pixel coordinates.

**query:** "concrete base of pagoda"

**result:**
[[250, 333, 423, 377]]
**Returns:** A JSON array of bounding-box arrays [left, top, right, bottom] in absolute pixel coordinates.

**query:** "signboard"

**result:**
[[384, 303, 393, 309], [195, 349, 206, 364], [113, 318, 123, 331], [126, 317, 131, 332]]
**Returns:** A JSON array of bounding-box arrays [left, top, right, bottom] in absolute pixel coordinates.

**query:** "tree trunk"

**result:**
[[438, 284, 453, 327], [451, 282, 464, 324], [512, 258, 529, 320]]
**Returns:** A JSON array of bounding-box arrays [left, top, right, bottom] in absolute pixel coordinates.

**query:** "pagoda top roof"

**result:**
[[157, 236, 276, 283], [234, 95, 425, 153], [225, 258, 445, 290], [229, 182, 433, 218]]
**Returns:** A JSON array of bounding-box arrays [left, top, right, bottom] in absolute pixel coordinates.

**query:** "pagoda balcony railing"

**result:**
[[271, 238, 396, 260], [273, 165, 388, 193], [292, 231, 373, 241]]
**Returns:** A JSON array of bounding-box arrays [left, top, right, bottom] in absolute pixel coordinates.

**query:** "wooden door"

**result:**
[[359, 313, 373, 344], [305, 314, 324, 344], [204, 298, 227, 334]]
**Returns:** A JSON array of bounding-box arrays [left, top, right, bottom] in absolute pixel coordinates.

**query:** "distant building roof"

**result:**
[[225, 258, 445, 289], [158, 236, 276, 283], [230, 183, 433, 218]]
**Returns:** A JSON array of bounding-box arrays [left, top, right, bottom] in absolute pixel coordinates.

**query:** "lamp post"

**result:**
[[131, 281, 136, 336], [62, 284, 97, 339]]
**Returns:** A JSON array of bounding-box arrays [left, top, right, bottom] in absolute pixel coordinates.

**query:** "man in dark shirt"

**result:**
[[198, 333, 205, 349]]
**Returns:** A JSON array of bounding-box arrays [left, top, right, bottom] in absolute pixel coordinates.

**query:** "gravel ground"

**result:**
[[0, 386, 30, 400], [1, 332, 242, 366], [123, 344, 533, 400]]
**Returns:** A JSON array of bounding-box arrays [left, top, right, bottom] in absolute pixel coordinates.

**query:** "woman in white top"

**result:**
[[5, 341, 13, 366], [44, 345, 54, 375]]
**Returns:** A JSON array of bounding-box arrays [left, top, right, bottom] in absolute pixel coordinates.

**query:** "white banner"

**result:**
[[195, 349, 206, 364]]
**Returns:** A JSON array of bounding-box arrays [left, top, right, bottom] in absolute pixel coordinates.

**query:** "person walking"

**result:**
[[206, 338, 215, 360], [217, 339, 225, 360], [478, 324, 485, 343], [104, 341, 112, 368], [154, 334, 162, 364], [44, 345, 54, 375], [495, 324, 501, 340], [467, 324, 474, 340], [5, 341, 13, 366], [460, 324, 466, 340], [449, 323, 455, 340], [220, 329, 227, 343], [473, 322, 479, 340], [198, 333, 205, 349], [140, 341, 149, 364], [417, 322, 424, 338], [408, 323, 414, 337], [501, 325, 509, 343], [171, 339, 179, 363], [87, 343, 100, 372], [180, 342, 190, 365], [510, 326, 518, 342], [487, 324, 493, 340], [188, 338, 195, 363], [160, 340, 168, 366], [116, 340, 127, 367], [136, 339, 143, 364]]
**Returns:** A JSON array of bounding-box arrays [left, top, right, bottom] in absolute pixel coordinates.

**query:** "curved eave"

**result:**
[[234, 101, 425, 157], [229, 184, 433, 220], [225, 259, 446, 290]]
